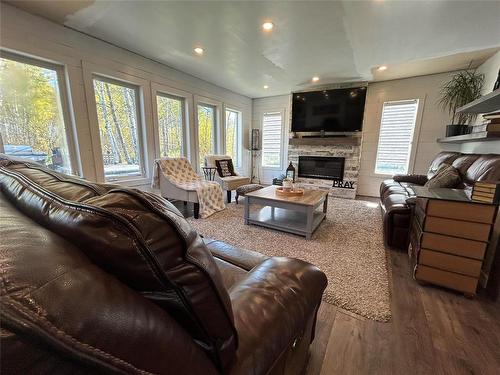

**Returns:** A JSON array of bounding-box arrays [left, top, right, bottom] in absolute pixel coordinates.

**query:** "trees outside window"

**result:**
[[225, 108, 241, 168], [197, 104, 215, 168], [0, 56, 73, 173], [93, 77, 143, 180], [157, 94, 184, 158]]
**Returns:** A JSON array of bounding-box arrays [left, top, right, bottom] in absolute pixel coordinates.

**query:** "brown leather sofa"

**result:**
[[380, 151, 500, 250], [0, 154, 327, 375]]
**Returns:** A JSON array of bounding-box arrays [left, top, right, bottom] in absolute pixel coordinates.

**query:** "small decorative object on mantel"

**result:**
[[438, 65, 484, 137], [471, 181, 500, 204], [286, 161, 296, 181]]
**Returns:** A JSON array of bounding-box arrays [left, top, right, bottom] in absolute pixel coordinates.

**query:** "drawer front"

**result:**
[[415, 265, 478, 294], [421, 232, 486, 260], [419, 249, 482, 277], [424, 216, 491, 242]]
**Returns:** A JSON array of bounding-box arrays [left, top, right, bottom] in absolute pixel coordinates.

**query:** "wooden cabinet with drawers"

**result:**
[[408, 186, 499, 295]]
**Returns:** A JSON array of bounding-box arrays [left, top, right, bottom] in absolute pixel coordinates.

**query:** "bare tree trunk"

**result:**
[[96, 82, 121, 164], [123, 88, 139, 161], [104, 83, 132, 164]]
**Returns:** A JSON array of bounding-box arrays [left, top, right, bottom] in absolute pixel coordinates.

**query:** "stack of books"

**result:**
[[472, 181, 500, 204], [470, 111, 500, 134]]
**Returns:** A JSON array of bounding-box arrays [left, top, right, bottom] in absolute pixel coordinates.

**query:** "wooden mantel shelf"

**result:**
[[289, 136, 361, 146]]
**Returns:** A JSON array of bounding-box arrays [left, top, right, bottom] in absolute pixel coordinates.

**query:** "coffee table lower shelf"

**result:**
[[245, 206, 325, 239]]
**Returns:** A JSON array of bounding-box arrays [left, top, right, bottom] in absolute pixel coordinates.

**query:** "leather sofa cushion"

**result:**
[[463, 154, 500, 187], [0, 156, 237, 371], [427, 151, 460, 179], [0, 193, 218, 375]]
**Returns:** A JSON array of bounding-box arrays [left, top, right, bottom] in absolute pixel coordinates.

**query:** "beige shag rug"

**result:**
[[188, 197, 392, 322]]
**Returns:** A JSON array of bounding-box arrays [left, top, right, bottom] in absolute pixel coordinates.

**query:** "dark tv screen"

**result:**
[[291, 87, 366, 132]]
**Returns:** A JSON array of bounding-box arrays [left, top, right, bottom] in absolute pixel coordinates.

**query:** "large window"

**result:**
[[93, 77, 143, 180], [261, 111, 283, 168], [375, 100, 419, 175], [0, 55, 73, 173], [225, 108, 242, 168], [157, 93, 184, 158], [197, 104, 215, 168]]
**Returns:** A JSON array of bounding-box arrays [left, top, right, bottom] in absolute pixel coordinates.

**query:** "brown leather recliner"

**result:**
[[0, 154, 327, 375], [380, 151, 500, 250]]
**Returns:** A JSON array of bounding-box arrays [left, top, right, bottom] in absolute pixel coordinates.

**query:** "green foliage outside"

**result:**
[[157, 95, 183, 158], [0, 57, 71, 172], [225, 109, 239, 167], [198, 104, 214, 167]]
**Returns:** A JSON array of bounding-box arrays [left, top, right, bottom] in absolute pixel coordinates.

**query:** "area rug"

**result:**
[[188, 197, 392, 322]]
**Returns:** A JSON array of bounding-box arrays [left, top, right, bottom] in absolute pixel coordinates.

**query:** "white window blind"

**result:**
[[375, 100, 419, 175], [261, 112, 283, 168]]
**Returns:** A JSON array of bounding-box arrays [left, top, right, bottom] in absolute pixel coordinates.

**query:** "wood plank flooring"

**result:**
[[306, 250, 500, 375], [171, 199, 500, 375]]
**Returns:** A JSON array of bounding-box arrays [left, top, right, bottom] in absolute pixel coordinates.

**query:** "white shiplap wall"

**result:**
[[0, 3, 253, 188]]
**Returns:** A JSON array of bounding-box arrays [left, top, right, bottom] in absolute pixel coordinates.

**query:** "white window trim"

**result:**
[[1, 50, 81, 176], [373, 97, 425, 177], [261, 109, 286, 171], [82, 61, 153, 186], [193, 95, 222, 171], [223, 105, 243, 170], [151, 82, 192, 161]]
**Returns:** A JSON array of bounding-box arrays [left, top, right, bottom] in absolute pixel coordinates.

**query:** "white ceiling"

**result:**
[[7, 0, 500, 98]]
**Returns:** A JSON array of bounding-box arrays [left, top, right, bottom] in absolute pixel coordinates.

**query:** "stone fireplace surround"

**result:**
[[288, 137, 361, 199]]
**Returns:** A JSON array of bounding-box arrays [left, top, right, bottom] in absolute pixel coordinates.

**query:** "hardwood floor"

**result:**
[[306, 250, 500, 375], [172, 199, 500, 375]]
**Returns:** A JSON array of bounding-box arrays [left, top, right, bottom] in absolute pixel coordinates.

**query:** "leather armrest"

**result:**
[[228, 257, 327, 374], [393, 174, 428, 185], [204, 238, 268, 271]]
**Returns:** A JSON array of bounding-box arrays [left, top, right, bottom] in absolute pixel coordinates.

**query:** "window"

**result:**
[[225, 108, 242, 168], [374, 100, 419, 175], [156, 93, 184, 158], [93, 77, 143, 180], [261, 111, 283, 168], [0, 55, 73, 173], [197, 104, 215, 168]]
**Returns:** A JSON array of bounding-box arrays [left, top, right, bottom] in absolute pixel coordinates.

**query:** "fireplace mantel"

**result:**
[[288, 137, 362, 199], [289, 136, 361, 146]]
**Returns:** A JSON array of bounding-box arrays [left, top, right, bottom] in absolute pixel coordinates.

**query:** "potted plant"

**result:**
[[438, 66, 484, 137]]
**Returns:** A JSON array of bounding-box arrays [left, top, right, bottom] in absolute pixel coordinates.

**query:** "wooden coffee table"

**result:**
[[244, 185, 329, 239]]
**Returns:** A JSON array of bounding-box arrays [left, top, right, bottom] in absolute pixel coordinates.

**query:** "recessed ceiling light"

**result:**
[[262, 22, 274, 31], [312, 76, 320, 82], [377, 65, 388, 71], [263, 85, 269, 89], [194, 47, 204, 55]]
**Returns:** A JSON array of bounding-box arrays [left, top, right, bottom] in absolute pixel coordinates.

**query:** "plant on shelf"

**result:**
[[438, 65, 484, 137]]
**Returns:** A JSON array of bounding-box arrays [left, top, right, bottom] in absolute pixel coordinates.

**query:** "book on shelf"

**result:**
[[472, 181, 500, 204], [471, 121, 500, 133], [482, 111, 500, 120]]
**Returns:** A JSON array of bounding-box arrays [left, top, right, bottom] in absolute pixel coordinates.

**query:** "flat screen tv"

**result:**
[[291, 87, 366, 133]]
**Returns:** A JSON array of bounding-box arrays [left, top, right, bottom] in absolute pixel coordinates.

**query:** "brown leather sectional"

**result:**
[[0, 154, 327, 375], [380, 151, 500, 250]]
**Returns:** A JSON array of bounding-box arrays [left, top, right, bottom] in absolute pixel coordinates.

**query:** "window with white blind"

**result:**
[[261, 111, 283, 168], [374, 100, 419, 175]]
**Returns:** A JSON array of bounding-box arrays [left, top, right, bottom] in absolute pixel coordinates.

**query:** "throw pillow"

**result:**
[[424, 164, 461, 188], [215, 159, 236, 177]]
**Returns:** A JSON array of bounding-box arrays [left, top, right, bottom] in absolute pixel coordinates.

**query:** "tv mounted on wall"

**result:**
[[291, 87, 367, 133]]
